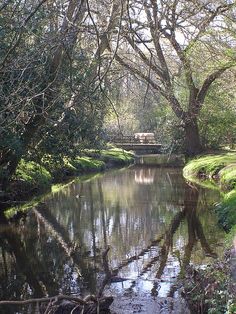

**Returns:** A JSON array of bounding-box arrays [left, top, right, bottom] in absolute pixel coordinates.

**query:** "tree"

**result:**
[[103, 68, 160, 137], [0, 0, 120, 187], [199, 78, 236, 149], [111, 0, 236, 155], [0, 0, 88, 183]]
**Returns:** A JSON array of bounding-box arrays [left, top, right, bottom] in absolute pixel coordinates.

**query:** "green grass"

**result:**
[[183, 153, 236, 190], [41, 155, 105, 180], [100, 148, 134, 164], [216, 190, 236, 230], [16, 160, 52, 191], [183, 153, 236, 232], [70, 156, 105, 171], [219, 165, 236, 190]]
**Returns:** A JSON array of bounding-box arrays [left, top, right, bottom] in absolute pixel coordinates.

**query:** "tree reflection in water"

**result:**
[[0, 167, 224, 312], [150, 184, 218, 297]]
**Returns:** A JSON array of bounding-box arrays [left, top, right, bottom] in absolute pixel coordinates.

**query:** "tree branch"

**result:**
[[115, 54, 185, 119], [124, 34, 165, 79], [197, 64, 235, 106]]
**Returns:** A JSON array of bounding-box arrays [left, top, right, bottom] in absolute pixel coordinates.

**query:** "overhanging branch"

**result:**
[[197, 63, 235, 105]]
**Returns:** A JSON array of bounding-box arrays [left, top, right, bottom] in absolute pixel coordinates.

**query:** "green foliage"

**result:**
[[100, 148, 134, 165], [183, 262, 235, 314], [103, 77, 158, 138], [41, 155, 73, 180], [34, 102, 107, 162], [225, 223, 236, 247], [16, 160, 52, 191], [199, 82, 236, 150], [216, 190, 236, 231], [153, 99, 185, 153], [0, 1, 110, 182]]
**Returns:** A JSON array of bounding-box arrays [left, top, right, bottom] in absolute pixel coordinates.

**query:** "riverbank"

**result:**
[[0, 147, 134, 209], [183, 152, 236, 313]]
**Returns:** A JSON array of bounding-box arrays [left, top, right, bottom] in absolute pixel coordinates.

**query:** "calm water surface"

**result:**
[[0, 166, 225, 313]]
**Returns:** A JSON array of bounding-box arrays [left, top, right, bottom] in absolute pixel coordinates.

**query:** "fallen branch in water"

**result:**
[[0, 295, 113, 314], [0, 295, 87, 306], [0, 248, 114, 314]]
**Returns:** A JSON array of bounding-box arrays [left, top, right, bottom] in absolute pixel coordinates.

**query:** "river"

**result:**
[[0, 166, 225, 313]]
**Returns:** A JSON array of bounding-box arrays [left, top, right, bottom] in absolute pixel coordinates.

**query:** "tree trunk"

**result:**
[[183, 116, 202, 156]]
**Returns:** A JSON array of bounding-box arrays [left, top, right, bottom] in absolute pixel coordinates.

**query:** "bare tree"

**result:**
[[112, 0, 236, 155]]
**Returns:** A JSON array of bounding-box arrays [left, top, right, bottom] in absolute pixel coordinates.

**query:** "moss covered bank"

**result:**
[[183, 152, 236, 314], [1, 148, 134, 205]]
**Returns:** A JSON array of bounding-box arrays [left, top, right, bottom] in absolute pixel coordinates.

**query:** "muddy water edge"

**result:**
[[0, 166, 225, 313]]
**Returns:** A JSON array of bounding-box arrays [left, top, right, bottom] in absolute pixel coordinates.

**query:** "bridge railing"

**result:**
[[112, 135, 157, 144], [112, 136, 138, 144]]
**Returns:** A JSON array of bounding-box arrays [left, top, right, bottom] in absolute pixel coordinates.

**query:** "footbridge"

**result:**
[[112, 133, 162, 155]]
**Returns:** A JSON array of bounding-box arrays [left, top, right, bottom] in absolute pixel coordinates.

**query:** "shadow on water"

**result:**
[[0, 166, 225, 313]]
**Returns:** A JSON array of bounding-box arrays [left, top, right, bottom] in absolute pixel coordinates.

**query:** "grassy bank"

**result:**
[[183, 152, 236, 314], [2, 148, 134, 203], [183, 153, 236, 231]]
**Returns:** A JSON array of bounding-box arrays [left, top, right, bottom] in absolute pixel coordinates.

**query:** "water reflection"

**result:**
[[135, 168, 154, 184], [0, 166, 225, 313]]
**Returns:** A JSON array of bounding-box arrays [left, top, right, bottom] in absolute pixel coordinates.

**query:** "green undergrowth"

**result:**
[[100, 148, 134, 163], [216, 190, 236, 231], [183, 259, 236, 314], [9, 147, 134, 197], [41, 155, 106, 180]]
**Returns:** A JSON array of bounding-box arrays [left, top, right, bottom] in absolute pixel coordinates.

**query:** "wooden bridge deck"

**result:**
[[112, 136, 162, 154], [115, 143, 162, 152]]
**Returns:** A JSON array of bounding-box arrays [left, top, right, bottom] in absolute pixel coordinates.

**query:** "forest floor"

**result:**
[[183, 151, 236, 313]]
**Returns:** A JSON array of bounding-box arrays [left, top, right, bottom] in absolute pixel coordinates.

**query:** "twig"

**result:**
[[71, 304, 80, 313], [187, 282, 201, 294], [44, 298, 53, 314]]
